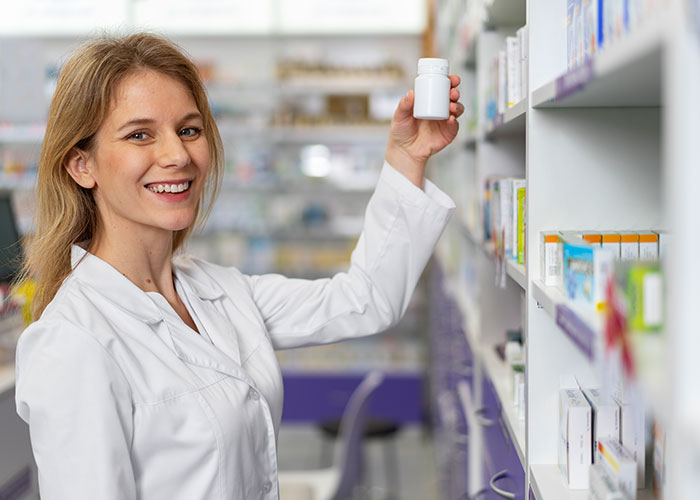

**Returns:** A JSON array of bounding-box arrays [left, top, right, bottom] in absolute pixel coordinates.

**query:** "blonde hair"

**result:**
[[20, 33, 223, 319]]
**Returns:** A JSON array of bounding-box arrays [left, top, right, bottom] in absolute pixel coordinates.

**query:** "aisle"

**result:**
[[277, 424, 439, 500]]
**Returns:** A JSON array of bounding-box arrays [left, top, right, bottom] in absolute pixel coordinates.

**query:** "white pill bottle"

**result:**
[[413, 58, 450, 120]]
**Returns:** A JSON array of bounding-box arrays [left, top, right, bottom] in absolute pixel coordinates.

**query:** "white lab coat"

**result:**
[[15, 162, 454, 500]]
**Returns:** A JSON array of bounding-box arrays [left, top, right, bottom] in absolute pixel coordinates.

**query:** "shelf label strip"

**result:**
[[555, 304, 595, 360], [555, 59, 594, 101]]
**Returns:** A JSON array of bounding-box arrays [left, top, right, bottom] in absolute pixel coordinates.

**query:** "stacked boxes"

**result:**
[[559, 377, 592, 489]]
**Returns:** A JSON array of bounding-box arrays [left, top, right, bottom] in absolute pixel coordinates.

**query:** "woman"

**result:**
[[15, 33, 461, 499]]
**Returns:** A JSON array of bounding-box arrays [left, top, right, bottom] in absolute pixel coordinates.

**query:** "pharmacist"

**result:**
[[14, 33, 462, 500]]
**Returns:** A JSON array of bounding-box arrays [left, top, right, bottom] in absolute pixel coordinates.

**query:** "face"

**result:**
[[74, 70, 210, 240]]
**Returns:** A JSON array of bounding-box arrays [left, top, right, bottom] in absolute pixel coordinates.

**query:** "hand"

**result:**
[[385, 75, 464, 188]]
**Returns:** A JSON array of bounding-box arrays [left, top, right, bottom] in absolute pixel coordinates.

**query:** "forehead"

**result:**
[[107, 70, 199, 120]]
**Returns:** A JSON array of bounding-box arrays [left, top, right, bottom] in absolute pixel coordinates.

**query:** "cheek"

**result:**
[[192, 142, 212, 176]]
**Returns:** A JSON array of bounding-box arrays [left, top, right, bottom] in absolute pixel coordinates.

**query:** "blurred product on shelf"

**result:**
[[563, 235, 615, 312], [483, 25, 528, 127], [596, 438, 638, 497], [482, 176, 527, 285], [567, 0, 670, 70], [589, 462, 626, 500], [582, 388, 620, 465]]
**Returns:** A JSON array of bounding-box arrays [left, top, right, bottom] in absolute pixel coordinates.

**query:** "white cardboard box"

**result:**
[[615, 397, 646, 487], [559, 384, 592, 489], [583, 389, 620, 464], [597, 438, 637, 498], [589, 462, 626, 500]]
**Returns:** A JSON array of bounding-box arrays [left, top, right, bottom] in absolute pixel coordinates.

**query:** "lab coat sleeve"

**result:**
[[245, 161, 455, 349], [15, 319, 137, 500]]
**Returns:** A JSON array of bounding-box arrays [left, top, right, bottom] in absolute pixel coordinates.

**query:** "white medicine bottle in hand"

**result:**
[[413, 58, 450, 120]]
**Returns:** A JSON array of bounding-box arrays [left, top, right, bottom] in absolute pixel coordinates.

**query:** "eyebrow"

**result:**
[[117, 112, 203, 132]]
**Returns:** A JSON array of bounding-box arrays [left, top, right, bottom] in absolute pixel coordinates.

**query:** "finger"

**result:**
[[450, 101, 465, 118], [449, 75, 461, 88], [450, 88, 460, 102]]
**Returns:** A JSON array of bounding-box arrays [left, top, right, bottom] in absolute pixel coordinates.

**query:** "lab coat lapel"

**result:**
[[191, 298, 242, 366], [168, 274, 251, 384]]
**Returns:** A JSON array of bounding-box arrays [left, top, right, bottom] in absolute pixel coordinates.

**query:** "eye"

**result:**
[[179, 127, 202, 139], [127, 130, 151, 141]]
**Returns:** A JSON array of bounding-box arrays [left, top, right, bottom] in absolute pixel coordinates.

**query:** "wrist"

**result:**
[[385, 144, 427, 189]]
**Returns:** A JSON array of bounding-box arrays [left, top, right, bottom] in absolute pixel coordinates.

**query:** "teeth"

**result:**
[[148, 181, 190, 193]]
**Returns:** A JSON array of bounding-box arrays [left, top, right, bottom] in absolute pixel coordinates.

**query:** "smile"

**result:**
[[146, 181, 191, 193]]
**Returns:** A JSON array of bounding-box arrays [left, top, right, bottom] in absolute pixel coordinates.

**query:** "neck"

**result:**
[[89, 224, 177, 297]]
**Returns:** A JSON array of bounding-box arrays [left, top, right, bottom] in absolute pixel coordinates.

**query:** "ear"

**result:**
[[63, 148, 96, 189]]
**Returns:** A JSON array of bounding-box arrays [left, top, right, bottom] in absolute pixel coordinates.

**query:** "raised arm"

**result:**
[[248, 76, 463, 349]]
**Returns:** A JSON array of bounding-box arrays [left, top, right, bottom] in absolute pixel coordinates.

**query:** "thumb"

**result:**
[[394, 90, 415, 121]]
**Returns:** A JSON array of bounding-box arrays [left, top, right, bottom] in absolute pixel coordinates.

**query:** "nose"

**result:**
[[156, 131, 190, 169]]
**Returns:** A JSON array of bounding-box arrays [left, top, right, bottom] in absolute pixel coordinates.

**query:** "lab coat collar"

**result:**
[[172, 254, 225, 301], [70, 244, 163, 324]]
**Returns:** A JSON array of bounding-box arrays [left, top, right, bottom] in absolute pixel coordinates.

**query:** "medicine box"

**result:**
[[626, 262, 663, 331], [567, 0, 576, 69], [638, 232, 659, 260], [601, 233, 621, 260], [597, 438, 637, 498], [656, 230, 671, 261], [615, 397, 646, 487], [559, 387, 592, 489], [589, 462, 626, 500], [541, 232, 563, 287], [500, 179, 514, 261], [512, 179, 526, 261], [583, 389, 620, 464], [620, 232, 639, 261], [562, 237, 615, 311], [583, 0, 598, 60], [506, 37, 521, 107], [575, 0, 584, 66], [517, 187, 526, 265]]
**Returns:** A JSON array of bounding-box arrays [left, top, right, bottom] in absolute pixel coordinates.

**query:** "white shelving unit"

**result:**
[[432, 0, 698, 498]]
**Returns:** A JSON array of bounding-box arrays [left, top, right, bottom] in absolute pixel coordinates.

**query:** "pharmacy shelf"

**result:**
[[529, 464, 654, 500], [452, 278, 481, 350], [219, 178, 374, 195], [270, 124, 390, 143], [485, 97, 527, 139], [481, 343, 526, 467], [0, 123, 45, 144], [531, 15, 671, 108], [277, 78, 410, 95], [484, 0, 526, 29], [531, 280, 598, 361], [0, 175, 36, 190], [506, 260, 526, 289]]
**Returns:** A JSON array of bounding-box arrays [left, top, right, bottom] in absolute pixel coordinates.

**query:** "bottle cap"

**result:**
[[417, 58, 449, 75]]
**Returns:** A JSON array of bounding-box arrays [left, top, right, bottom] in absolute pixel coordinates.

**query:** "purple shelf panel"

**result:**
[[555, 304, 595, 360], [281, 372, 424, 423]]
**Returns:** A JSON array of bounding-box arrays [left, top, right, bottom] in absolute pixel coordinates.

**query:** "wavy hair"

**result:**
[[20, 33, 223, 319]]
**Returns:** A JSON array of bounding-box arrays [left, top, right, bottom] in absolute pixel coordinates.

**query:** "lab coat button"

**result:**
[[248, 388, 260, 401], [262, 481, 272, 493]]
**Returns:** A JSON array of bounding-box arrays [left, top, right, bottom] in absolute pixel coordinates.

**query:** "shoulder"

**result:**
[[173, 253, 252, 294], [18, 276, 129, 377]]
